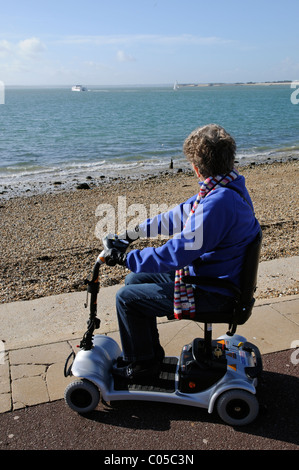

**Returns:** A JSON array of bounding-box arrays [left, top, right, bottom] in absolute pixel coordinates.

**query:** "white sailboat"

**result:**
[[173, 81, 179, 91]]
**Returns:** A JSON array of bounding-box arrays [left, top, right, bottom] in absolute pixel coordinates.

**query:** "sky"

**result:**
[[0, 0, 298, 86]]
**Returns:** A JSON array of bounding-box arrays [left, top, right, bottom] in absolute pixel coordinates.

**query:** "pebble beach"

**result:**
[[0, 160, 298, 304]]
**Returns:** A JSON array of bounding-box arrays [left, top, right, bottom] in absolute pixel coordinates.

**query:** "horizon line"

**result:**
[[3, 80, 294, 89]]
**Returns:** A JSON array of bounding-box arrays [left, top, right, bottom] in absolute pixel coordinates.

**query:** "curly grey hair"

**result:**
[[183, 124, 236, 178]]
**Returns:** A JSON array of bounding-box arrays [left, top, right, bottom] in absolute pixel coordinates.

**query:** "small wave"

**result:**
[[89, 89, 110, 93], [237, 146, 299, 162]]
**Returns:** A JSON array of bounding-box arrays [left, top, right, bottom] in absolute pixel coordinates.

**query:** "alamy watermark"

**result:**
[[290, 80, 299, 104], [0, 81, 5, 105], [94, 196, 203, 250], [0, 340, 5, 365], [290, 340, 299, 365]]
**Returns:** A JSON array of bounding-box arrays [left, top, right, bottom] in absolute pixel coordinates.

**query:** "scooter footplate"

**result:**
[[113, 357, 178, 393]]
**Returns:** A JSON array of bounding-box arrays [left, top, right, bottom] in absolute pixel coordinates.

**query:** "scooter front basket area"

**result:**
[[69, 335, 121, 399]]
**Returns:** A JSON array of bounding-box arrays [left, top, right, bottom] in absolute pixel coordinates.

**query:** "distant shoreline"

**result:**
[[177, 81, 293, 88]]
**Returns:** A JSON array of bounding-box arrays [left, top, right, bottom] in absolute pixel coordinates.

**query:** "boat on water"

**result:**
[[71, 85, 87, 92], [173, 81, 179, 91]]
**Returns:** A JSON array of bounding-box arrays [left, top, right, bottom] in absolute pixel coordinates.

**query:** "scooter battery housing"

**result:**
[[178, 339, 227, 394]]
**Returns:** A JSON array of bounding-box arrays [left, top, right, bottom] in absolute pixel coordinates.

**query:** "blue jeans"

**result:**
[[115, 271, 235, 362]]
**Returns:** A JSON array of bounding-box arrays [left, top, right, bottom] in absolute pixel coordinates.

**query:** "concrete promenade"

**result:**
[[0, 257, 298, 414]]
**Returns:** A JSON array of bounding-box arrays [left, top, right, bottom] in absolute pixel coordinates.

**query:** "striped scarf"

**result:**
[[173, 168, 239, 320]]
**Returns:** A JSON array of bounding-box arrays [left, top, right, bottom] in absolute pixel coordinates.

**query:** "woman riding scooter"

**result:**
[[103, 124, 261, 381]]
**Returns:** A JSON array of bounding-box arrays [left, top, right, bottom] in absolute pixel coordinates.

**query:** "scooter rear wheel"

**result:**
[[64, 379, 100, 414], [216, 389, 259, 426]]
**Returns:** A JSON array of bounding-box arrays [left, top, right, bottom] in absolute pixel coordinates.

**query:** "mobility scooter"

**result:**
[[64, 231, 263, 426]]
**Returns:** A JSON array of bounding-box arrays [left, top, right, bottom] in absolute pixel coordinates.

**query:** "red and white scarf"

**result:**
[[173, 168, 239, 320]]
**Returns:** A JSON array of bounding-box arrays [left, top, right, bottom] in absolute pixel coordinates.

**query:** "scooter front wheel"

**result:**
[[64, 379, 100, 414], [216, 389, 259, 426]]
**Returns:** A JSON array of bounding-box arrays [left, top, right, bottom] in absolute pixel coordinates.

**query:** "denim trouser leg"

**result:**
[[115, 271, 236, 362], [115, 272, 175, 362]]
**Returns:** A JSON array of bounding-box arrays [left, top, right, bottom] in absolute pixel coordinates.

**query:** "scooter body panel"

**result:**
[[70, 333, 259, 412], [72, 335, 121, 401]]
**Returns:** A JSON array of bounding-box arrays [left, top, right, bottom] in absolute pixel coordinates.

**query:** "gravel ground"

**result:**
[[0, 160, 298, 303]]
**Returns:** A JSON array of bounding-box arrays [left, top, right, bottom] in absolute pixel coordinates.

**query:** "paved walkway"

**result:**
[[1, 256, 298, 451], [0, 293, 298, 414], [0, 256, 298, 414]]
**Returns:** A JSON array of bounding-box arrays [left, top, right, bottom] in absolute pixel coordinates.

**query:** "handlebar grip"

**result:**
[[97, 250, 106, 264]]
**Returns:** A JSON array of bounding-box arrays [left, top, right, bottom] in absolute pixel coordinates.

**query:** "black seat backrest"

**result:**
[[239, 229, 263, 304], [234, 228, 263, 325]]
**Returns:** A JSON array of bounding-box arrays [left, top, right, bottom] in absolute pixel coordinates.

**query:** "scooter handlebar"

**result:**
[[96, 235, 130, 265]]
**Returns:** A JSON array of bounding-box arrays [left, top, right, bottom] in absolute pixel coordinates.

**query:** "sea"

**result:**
[[0, 84, 298, 199]]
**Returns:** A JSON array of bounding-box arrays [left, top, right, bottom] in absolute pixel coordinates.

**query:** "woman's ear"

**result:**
[[192, 164, 202, 179]]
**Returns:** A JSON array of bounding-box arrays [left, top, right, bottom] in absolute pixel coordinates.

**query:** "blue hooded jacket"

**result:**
[[125, 175, 261, 295]]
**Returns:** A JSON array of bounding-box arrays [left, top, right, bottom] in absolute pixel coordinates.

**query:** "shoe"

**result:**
[[115, 356, 130, 368], [112, 359, 161, 381]]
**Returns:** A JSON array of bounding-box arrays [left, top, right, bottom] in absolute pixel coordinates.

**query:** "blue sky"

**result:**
[[0, 0, 298, 86]]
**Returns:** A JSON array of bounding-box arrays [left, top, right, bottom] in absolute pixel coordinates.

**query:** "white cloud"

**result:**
[[0, 37, 46, 60], [17, 37, 46, 58], [116, 50, 136, 62], [0, 37, 47, 85]]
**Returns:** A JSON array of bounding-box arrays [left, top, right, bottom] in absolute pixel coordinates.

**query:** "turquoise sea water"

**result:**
[[0, 84, 298, 197]]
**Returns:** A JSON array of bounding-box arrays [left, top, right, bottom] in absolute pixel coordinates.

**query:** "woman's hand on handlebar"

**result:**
[[101, 225, 139, 266], [103, 248, 127, 267]]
